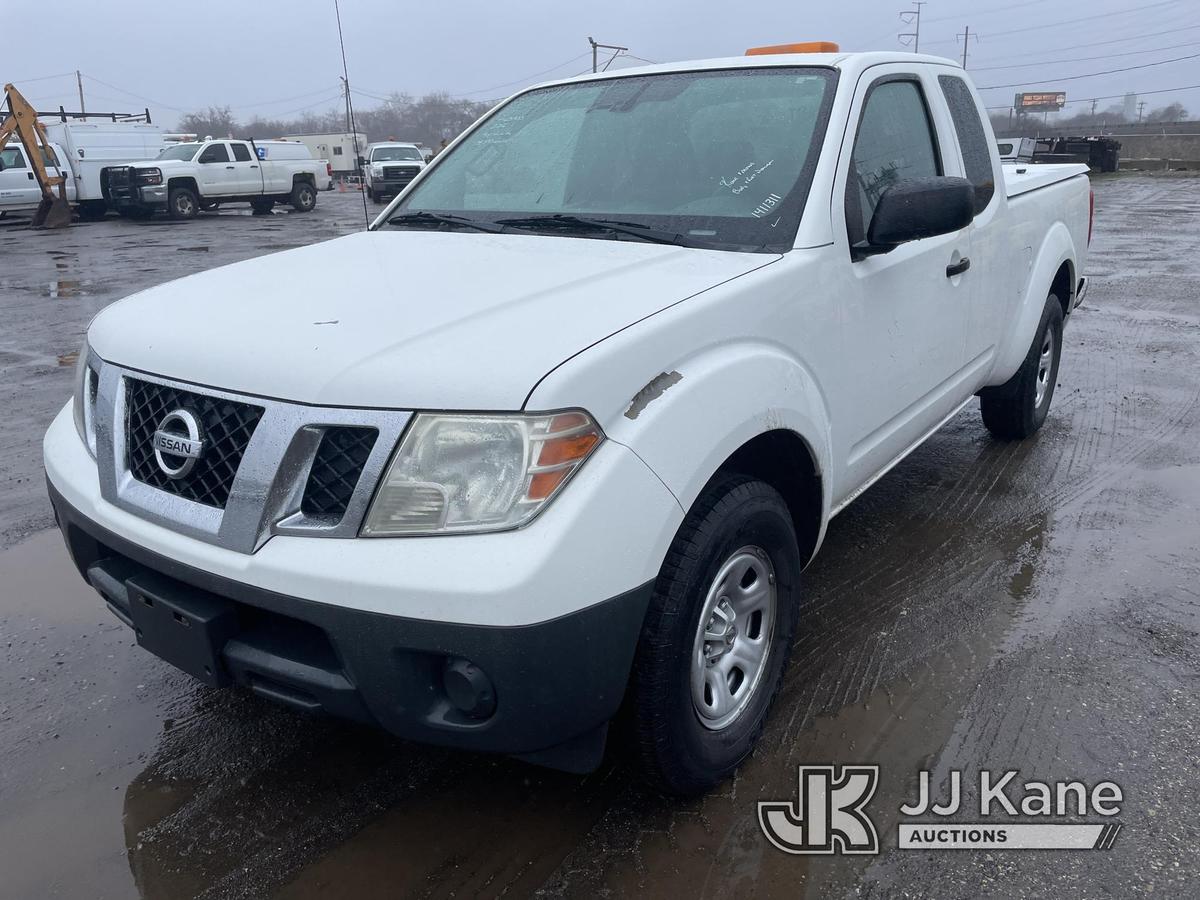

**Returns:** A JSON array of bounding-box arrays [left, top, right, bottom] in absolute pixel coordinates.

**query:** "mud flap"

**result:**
[[32, 196, 72, 229]]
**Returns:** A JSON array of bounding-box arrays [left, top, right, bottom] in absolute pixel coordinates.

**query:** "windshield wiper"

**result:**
[[386, 211, 506, 234], [495, 214, 685, 246]]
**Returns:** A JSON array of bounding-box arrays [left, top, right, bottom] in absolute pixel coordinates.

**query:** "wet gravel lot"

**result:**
[[1, 179, 1198, 898]]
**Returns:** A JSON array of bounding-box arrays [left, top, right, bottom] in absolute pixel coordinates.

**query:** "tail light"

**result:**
[[1088, 188, 1095, 246], [326, 162, 333, 177]]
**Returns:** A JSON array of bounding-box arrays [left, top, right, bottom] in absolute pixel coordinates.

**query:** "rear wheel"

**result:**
[[629, 475, 800, 795], [167, 187, 199, 220], [290, 181, 317, 212], [980, 292, 1064, 439]]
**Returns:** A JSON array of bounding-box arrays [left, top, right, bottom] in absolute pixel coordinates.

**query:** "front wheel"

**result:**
[[629, 475, 800, 796], [290, 181, 317, 212], [980, 292, 1064, 440], [167, 187, 199, 220]]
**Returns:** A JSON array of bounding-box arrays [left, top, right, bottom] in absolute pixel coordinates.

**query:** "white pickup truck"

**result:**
[[45, 48, 1091, 794], [102, 138, 332, 220], [363, 141, 427, 203]]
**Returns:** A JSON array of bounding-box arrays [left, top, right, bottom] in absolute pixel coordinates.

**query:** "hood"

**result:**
[[89, 230, 776, 410]]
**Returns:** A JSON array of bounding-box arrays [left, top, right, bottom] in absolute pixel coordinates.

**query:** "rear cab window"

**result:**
[[938, 74, 996, 213]]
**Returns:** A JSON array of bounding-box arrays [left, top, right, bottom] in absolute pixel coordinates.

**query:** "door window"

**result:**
[[0, 148, 27, 169], [199, 143, 231, 164], [846, 78, 941, 247], [231, 143, 252, 162]]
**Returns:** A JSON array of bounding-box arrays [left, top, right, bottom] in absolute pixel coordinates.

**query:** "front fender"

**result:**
[[988, 222, 1076, 386]]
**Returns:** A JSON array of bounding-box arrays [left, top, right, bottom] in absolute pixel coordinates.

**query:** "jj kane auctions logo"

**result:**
[[758, 766, 1124, 853]]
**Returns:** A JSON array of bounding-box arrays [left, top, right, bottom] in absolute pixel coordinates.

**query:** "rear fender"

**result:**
[[987, 221, 1075, 386]]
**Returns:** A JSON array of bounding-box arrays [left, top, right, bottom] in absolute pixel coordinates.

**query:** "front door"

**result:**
[[196, 142, 238, 195], [0, 146, 41, 210], [829, 69, 972, 499]]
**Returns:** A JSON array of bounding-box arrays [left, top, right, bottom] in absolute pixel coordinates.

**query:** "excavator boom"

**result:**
[[0, 83, 72, 228]]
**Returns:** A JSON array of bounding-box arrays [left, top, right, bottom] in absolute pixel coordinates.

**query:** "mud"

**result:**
[[0, 177, 1197, 898]]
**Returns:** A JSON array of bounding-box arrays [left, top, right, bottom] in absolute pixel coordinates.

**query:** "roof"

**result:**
[[530, 50, 962, 93]]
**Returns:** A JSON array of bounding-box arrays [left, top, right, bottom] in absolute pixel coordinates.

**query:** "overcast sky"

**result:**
[[8, 0, 1198, 127]]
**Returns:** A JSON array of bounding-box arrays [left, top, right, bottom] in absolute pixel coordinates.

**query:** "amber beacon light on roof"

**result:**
[[745, 41, 840, 55]]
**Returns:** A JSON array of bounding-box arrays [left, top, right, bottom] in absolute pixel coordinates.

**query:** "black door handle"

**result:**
[[225, 165, 235, 170], [27, 172, 34, 180], [946, 257, 971, 278]]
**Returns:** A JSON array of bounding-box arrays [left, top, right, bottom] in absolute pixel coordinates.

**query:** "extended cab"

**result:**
[[363, 141, 426, 203], [103, 139, 332, 220], [45, 49, 1091, 794]]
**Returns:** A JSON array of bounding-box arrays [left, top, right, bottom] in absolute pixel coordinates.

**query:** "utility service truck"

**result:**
[[46, 45, 1092, 794], [103, 138, 332, 219]]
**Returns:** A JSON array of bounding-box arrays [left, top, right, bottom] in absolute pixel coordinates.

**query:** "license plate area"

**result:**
[[126, 573, 240, 687]]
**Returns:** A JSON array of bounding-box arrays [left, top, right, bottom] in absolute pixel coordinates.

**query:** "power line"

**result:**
[[979, 23, 1200, 61], [457, 53, 592, 95], [969, 39, 1200, 72], [923, 0, 1186, 47], [977, 50, 1200, 90], [81, 74, 183, 112]]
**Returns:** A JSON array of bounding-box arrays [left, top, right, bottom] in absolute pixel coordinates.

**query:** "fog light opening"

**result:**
[[442, 656, 497, 720]]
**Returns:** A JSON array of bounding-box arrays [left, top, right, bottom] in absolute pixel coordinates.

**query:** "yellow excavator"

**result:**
[[0, 83, 72, 228]]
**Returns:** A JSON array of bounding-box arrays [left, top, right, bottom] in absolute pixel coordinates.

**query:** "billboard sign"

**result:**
[[1015, 91, 1067, 112]]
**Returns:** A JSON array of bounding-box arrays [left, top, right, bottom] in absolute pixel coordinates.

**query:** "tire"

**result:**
[[77, 201, 108, 221], [980, 292, 1064, 440], [167, 186, 199, 220], [629, 474, 801, 795], [290, 181, 317, 212], [365, 186, 374, 201], [250, 199, 274, 215]]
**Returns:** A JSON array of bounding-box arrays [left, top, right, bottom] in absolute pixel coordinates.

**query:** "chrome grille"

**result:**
[[126, 379, 264, 509]]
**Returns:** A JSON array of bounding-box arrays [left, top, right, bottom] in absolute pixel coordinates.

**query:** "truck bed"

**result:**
[[1002, 162, 1090, 198]]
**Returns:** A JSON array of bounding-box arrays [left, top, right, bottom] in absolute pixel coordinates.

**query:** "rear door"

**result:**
[[828, 66, 973, 494], [936, 73, 1008, 368], [229, 142, 263, 194], [196, 142, 238, 195], [0, 146, 41, 209]]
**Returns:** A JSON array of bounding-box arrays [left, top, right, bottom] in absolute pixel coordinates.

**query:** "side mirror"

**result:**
[[0, 158, 5, 172], [357, 156, 366, 168], [864, 176, 974, 254]]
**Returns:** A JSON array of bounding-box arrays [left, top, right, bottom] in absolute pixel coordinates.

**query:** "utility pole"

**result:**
[[588, 36, 628, 73], [340, 76, 352, 134], [76, 70, 85, 118], [1137, 100, 1147, 122], [899, 1, 927, 53], [956, 25, 977, 68]]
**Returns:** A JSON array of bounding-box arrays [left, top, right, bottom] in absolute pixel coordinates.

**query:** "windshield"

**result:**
[[391, 67, 836, 251], [372, 146, 423, 162], [157, 143, 201, 162]]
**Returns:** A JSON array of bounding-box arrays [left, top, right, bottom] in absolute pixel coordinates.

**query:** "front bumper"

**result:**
[[49, 479, 654, 771], [107, 184, 165, 209]]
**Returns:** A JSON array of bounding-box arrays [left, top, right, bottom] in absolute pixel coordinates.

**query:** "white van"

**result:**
[[43, 120, 165, 219]]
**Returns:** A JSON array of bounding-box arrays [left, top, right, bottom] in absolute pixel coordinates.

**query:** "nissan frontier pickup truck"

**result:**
[[45, 46, 1091, 794]]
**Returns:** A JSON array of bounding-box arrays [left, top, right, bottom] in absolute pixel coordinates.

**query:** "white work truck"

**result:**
[[102, 138, 331, 219], [0, 121, 164, 220], [45, 48, 1091, 794], [363, 141, 426, 203]]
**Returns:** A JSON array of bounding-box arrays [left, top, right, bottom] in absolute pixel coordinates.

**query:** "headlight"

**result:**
[[362, 411, 603, 536], [135, 167, 162, 185], [72, 340, 98, 458]]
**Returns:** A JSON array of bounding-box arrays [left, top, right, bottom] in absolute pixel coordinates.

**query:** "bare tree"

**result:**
[[178, 106, 238, 139]]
